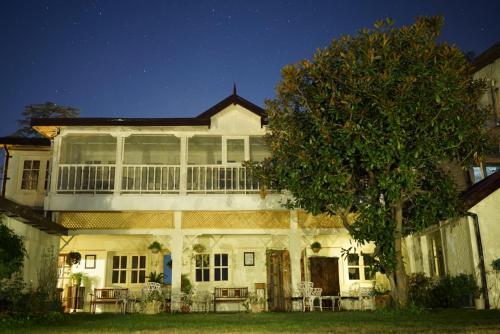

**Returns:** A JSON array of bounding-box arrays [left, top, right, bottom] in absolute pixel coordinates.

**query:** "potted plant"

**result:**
[[148, 271, 164, 284], [148, 241, 162, 254], [311, 241, 322, 253], [244, 292, 265, 313], [66, 251, 82, 266], [371, 286, 391, 309], [180, 274, 192, 312], [193, 243, 206, 253], [141, 289, 164, 314], [69, 272, 88, 312]]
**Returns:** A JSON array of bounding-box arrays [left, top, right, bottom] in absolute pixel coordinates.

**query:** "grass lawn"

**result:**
[[1, 309, 500, 334]]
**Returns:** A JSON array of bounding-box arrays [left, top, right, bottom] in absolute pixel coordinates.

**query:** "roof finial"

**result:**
[[233, 83, 237, 96]]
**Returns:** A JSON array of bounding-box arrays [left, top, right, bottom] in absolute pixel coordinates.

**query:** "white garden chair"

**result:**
[[298, 281, 314, 311]]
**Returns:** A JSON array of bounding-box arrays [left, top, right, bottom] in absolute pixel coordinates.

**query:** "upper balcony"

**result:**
[[53, 134, 268, 196]]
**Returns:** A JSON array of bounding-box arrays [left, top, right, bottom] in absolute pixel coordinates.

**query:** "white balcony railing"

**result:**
[[186, 165, 260, 194], [56, 164, 261, 194], [58, 164, 115, 193], [121, 165, 180, 193]]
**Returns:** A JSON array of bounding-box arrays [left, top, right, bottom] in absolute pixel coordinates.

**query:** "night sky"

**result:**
[[1, 0, 499, 137]]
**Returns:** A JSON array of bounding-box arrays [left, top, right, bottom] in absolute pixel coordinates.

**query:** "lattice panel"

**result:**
[[297, 211, 356, 229], [182, 210, 290, 229], [59, 211, 174, 229]]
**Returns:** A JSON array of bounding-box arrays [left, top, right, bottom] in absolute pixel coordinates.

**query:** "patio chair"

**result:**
[[298, 281, 314, 311], [310, 288, 323, 311], [113, 288, 129, 314]]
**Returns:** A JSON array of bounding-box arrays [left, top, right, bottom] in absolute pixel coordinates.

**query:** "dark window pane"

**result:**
[[121, 256, 127, 268], [196, 269, 202, 282], [363, 254, 374, 266], [365, 268, 375, 280], [32, 160, 40, 169], [215, 268, 220, 281], [112, 271, 119, 283], [140, 256, 146, 268], [131, 271, 138, 283], [113, 256, 119, 269], [215, 254, 220, 266], [24, 160, 31, 169], [195, 255, 202, 267], [348, 254, 359, 266], [203, 269, 209, 281], [120, 270, 127, 283], [222, 254, 228, 266], [139, 270, 146, 283], [132, 256, 138, 269], [222, 268, 228, 281], [348, 268, 360, 280], [203, 255, 209, 267]]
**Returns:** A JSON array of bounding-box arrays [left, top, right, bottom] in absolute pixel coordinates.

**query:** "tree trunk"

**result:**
[[387, 200, 408, 308]]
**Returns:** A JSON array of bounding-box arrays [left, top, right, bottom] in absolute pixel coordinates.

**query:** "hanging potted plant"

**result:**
[[311, 241, 322, 253], [66, 251, 82, 266], [148, 241, 162, 254], [193, 243, 206, 253]]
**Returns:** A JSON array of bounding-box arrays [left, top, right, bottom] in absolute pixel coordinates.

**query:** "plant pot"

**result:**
[[144, 301, 161, 314], [312, 247, 321, 253], [475, 297, 485, 310], [151, 248, 160, 254], [250, 303, 262, 313], [375, 295, 391, 309], [180, 304, 190, 313]]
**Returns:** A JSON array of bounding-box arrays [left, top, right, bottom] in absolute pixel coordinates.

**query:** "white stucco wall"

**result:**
[[4, 149, 50, 208], [2, 215, 59, 286]]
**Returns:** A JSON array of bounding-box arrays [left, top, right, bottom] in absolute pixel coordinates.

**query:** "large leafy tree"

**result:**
[[258, 17, 492, 306], [12, 102, 79, 138]]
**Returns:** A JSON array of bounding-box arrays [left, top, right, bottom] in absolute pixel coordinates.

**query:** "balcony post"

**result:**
[[178, 135, 190, 195], [113, 134, 126, 195], [49, 134, 62, 194]]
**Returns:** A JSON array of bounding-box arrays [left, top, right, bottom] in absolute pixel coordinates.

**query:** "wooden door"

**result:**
[[266, 249, 292, 311], [310, 257, 340, 296]]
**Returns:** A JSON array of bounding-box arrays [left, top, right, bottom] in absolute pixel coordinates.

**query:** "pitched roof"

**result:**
[[472, 41, 500, 72], [30, 93, 267, 137], [0, 137, 51, 146], [196, 92, 267, 122], [462, 171, 500, 210], [0, 197, 67, 235]]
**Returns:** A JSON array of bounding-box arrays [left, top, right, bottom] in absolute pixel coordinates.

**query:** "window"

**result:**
[[21, 160, 40, 190], [347, 254, 360, 280], [226, 139, 244, 163], [195, 254, 210, 282], [363, 254, 376, 280], [44, 161, 50, 190], [188, 136, 222, 165], [347, 253, 376, 281], [111, 255, 147, 285], [428, 232, 445, 277], [250, 136, 271, 162], [214, 253, 228, 281]]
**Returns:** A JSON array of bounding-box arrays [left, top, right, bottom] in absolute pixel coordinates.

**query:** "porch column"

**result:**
[[171, 211, 183, 310], [289, 210, 302, 293]]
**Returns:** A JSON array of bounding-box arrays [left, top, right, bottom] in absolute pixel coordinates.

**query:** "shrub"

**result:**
[[0, 222, 26, 280], [408, 273, 477, 308]]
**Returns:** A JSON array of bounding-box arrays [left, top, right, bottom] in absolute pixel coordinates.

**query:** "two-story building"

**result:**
[[1, 91, 379, 312]]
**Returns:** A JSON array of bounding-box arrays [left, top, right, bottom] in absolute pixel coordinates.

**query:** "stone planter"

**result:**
[[312, 247, 321, 253], [250, 303, 262, 313], [375, 295, 391, 309], [475, 297, 485, 310], [143, 301, 162, 314]]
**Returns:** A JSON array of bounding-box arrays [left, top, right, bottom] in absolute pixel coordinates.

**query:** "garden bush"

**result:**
[[408, 273, 478, 308]]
